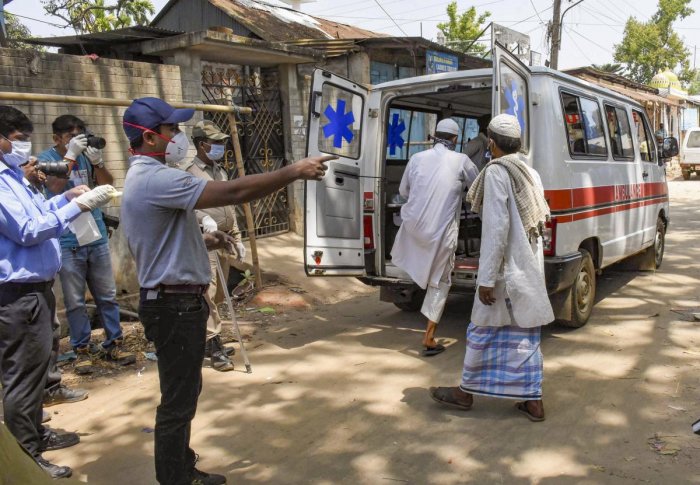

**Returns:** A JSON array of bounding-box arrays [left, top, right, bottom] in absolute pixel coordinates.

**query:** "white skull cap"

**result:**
[[436, 118, 460, 136], [489, 114, 521, 139]]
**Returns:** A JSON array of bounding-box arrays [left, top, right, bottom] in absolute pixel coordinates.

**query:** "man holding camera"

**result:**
[[183, 120, 245, 372], [0, 105, 118, 478], [38, 115, 135, 375]]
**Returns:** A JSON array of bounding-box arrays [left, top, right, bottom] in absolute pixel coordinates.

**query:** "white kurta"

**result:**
[[391, 144, 479, 289], [471, 163, 554, 328]]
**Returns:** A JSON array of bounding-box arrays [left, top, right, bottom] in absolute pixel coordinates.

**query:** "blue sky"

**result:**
[[7, 0, 700, 71]]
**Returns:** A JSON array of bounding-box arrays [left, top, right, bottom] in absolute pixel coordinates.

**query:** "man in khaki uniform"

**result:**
[[182, 120, 245, 372]]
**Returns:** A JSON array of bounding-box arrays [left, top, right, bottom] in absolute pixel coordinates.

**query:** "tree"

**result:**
[[613, 0, 694, 84], [592, 63, 625, 75], [437, 2, 491, 55], [41, 0, 155, 34], [3, 12, 43, 50], [688, 70, 700, 95]]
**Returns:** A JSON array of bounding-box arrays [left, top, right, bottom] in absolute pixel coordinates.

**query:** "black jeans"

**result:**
[[139, 292, 208, 485], [0, 282, 54, 458]]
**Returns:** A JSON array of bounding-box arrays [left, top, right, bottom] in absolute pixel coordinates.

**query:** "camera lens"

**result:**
[[36, 161, 71, 177], [86, 135, 106, 150]]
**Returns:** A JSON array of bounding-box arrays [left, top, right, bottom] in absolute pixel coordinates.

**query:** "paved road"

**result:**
[[46, 180, 700, 484]]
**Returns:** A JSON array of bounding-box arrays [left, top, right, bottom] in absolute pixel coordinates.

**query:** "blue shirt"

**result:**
[[37, 147, 108, 248], [0, 160, 82, 284], [121, 155, 209, 288]]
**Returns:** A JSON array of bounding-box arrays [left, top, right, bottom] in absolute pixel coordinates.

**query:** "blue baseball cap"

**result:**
[[123, 97, 194, 141]]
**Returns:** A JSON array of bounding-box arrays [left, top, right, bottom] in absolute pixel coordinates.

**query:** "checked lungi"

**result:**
[[459, 323, 543, 400]]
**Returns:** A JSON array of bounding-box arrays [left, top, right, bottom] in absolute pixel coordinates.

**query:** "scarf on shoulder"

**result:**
[[466, 153, 550, 240]]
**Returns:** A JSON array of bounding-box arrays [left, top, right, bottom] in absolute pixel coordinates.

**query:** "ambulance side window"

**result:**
[[632, 110, 657, 163], [561, 91, 607, 158], [604, 105, 634, 160], [318, 83, 363, 160], [498, 62, 529, 152]]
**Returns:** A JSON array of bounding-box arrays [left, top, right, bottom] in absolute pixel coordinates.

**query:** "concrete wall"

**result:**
[[0, 47, 199, 312]]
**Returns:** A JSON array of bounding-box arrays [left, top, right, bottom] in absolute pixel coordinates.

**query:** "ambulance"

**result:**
[[304, 44, 679, 327]]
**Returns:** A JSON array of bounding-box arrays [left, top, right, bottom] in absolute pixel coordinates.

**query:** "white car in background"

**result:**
[[681, 127, 700, 180]]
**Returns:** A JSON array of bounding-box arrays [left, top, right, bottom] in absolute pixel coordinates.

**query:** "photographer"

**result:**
[[0, 105, 117, 478], [38, 115, 135, 375]]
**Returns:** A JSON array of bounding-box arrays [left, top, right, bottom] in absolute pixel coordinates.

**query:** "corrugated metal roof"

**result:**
[[23, 25, 183, 47]]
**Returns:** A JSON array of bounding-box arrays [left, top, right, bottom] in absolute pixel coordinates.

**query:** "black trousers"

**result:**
[[139, 292, 208, 485], [44, 315, 62, 397], [0, 282, 54, 458]]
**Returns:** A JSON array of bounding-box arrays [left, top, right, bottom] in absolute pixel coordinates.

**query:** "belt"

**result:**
[[141, 284, 208, 296], [0, 280, 54, 294]]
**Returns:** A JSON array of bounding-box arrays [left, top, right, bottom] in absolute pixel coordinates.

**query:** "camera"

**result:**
[[85, 130, 106, 150], [35, 160, 71, 177]]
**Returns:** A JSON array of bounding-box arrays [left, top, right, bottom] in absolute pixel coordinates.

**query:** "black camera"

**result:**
[[86, 130, 106, 150], [35, 160, 71, 177]]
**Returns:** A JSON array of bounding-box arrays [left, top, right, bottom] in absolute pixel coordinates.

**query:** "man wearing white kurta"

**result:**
[[391, 119, 479, 356], [429, 114, 554, 422]]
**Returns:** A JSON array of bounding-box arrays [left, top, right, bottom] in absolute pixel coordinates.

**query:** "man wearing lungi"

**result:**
[[429, 114, 554, 421], [391, 118, 478, 357]]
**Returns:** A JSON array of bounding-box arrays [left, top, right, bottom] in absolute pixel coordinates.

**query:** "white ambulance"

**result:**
[[304, 45, 679, 327]]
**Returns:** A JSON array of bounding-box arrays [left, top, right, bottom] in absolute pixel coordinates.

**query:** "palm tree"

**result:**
[[592, 63, 626, 75]]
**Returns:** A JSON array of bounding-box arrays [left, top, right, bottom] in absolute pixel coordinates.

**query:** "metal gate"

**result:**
[[201, 63, 289, 238]]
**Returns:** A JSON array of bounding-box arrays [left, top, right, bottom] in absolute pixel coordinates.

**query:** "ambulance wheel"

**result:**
[[682, 170, 691, 180], [393, 289, 426, 312], [651, 218, 666, 269], [561, 249, 596, 328]]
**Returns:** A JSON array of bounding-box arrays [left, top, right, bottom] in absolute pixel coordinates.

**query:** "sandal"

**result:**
[[515, 401, 545, 422], [429, 386, 472, 410], [422, 343, 446, 357]]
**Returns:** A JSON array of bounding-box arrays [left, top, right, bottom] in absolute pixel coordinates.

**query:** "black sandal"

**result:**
[[429, 386, 473, 410], [422, 343, 446, 357]]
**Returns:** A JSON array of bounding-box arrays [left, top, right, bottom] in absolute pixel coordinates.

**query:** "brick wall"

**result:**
[[0, 47, 199, 313]]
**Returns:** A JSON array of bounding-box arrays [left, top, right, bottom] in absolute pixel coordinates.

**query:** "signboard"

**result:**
[[426, 50, 459, 74], [492, 23, 531, 66], [682, 107, 698, 131]]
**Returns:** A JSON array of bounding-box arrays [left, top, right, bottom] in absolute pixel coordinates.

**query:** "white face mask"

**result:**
[[2, 139, 32, 168], [165, 131, 190, 166], [207, 143, 225, 161]]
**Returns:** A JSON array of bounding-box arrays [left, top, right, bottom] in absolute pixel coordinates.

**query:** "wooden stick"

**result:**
[[0, 91, 252, 115], [226, 112, 263, 290]]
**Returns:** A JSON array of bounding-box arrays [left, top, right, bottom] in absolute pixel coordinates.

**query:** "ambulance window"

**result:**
[[318, 83, 363, 160], [408, 111, 437, 158], [604, 105, 634, 160], [498, 62, 529, 152], [632, 110, 656, 163], [386, 108, 410, 160], [560, 92, 607, 158]]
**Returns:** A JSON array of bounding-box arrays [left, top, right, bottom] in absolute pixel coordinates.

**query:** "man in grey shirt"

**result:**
[[120, 97, 332, 485]]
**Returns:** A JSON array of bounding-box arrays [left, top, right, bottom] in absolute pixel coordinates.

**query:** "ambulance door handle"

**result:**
[[642, 170, 649, 178]]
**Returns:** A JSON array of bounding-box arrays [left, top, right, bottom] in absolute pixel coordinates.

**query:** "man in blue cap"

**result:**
[[120, 97, 334, 485]]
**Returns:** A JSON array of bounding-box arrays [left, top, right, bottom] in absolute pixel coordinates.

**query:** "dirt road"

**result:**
[[44, 180, 700, 484]]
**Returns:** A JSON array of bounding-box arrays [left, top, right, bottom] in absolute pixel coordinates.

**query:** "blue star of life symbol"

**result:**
[[504, 80, 526, 133], [388, 113, 406, 155], [322, 99, 355, 149]]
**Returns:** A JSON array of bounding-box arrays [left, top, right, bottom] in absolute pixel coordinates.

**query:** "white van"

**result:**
[[681, 126, 700, 180], [304, 45, 679, 327]]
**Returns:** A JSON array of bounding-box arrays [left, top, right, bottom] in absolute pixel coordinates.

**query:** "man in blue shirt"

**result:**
[[0, 105, 116, 478], [39, 115, 135, 375], [121, 97, 333, 485]]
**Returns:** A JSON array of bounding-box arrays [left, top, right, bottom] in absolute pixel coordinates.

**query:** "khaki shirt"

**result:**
[[183, 156, 242, 243]]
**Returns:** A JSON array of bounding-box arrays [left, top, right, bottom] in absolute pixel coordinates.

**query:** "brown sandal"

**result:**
[[515, 401, 545, 422], [429, 386, 473, 410]]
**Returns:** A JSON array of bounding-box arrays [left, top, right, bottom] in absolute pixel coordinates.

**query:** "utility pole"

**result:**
[[550, 0, 563, 70]]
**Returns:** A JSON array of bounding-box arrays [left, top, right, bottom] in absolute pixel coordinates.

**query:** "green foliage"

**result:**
[[613, 0, 694, 84], [3, 12, 44, 51], [437, 2, 491, 55], [41, 0, 155, 34], [592, 63, 625, 75], [688, 70, 700, 95]]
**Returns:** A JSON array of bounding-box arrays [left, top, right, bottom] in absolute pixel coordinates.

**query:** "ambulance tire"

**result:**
[[561, 249, 596, 328], [394, 289, 426, 312], [650, 217, 666, 269], [682, 170, 691, 180]]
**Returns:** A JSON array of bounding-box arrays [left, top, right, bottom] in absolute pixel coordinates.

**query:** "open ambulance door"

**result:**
[[305, 69, 368, 276], [492, 42, 532, 152]]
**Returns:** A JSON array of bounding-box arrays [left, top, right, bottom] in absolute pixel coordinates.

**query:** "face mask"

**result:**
[[433, 136, 456, 151], [1, 138, 32, 168], [207, 143, 225, 161], [165, 131, 190, 166]]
